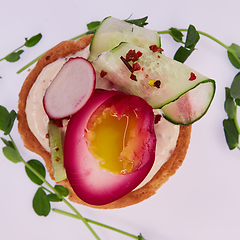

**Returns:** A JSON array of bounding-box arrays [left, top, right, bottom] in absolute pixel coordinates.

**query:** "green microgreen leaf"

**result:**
[[2, 146, 22, 163], [1, 137, 14, 148], [47, 193, 62, 202], [0, 106, 17, 135], [224, 87, 236, 119], [235, 99, 240, 106], [4, 110, 17, 135], [169, 27, 184, 43], [33, 187, 51, 216], [185, 24, 200, 49], [174, 46, 193, 63], [54, 185, 69, 197], [125, 16, 148, 27], [230, 72, 240, 99], [227, 43, 240, 69], [5, 50, 24, 62], [0, 106, 10, 132], [25, 159, 46, 185], [24, 33, 42, 47], [223, 118, 239, 150], [138, 233, 145, 240], [86, 21, 101, 34]]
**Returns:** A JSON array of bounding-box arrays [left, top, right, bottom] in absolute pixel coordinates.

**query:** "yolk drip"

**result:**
[[86, 109, 138, 174]]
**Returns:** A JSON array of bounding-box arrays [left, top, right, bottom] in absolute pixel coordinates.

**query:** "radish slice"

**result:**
[[64, 90, 156, 206], [43, 57, 96, 119]]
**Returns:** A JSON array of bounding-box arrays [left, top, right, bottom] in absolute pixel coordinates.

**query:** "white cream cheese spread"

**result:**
[[25, 45, 180, 188], [26, 46, 90, 151]]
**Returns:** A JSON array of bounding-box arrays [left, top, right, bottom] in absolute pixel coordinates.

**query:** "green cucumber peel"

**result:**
[[161, 79, 216, 125], [156, 78, 215, 109], [0, 105, 145, 240]]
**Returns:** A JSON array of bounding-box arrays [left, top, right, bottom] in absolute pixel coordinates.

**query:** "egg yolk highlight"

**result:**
[[86, 109, 139, 174]]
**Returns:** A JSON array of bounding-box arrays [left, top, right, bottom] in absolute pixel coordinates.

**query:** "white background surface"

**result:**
[[1, 0, 240, 239]]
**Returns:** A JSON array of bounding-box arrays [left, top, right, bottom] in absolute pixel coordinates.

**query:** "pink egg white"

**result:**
[[64, 90, 156, 206]]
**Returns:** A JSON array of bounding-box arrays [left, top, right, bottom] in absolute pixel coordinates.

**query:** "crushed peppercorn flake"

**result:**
[[126, 49, 142, 62], [131, 62, 141, 72], [149, 45, 164, 53], [100, 70, 107, 78], [154, 114, 162, 124], [130, 74, 137, 81]]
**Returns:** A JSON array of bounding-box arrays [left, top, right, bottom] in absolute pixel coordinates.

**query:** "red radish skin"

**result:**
[[64, 90, 156, 206], [43, 57, 96, 119]]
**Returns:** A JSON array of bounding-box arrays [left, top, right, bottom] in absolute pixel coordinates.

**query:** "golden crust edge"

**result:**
[[17, 34, 192, 209]]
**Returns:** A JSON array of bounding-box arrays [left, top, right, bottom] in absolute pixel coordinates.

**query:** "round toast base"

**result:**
[[18, 35, 192, 209]]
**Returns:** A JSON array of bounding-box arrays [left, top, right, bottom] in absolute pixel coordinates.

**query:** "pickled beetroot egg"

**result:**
[[64, 90, 156, 206]]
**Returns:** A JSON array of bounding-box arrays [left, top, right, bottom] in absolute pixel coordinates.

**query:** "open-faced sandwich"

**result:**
[[18, 17, 215, 209]]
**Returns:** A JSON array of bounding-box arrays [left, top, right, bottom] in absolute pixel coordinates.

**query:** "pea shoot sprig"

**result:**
[[0, 33, 42, 63], [0, 105, 145, 240]]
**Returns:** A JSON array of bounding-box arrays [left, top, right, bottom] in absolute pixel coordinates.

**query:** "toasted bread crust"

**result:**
[[18, 34, 191, 209]]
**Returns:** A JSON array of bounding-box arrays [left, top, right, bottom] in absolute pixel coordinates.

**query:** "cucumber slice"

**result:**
[[92, 42, 216, 124], [161, 80, 216, 125], [48, 120, 67, 182], [88, 17, 161, 62]]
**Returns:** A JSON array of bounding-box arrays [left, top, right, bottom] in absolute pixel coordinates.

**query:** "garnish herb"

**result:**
[[0, 105, 145, 239], [125, 16, 148, 27], [0, 33, 42, 63]]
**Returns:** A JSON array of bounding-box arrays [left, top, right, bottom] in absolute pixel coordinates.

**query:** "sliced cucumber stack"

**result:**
[[88, 17, 161, 62], [92, 42, 215, 125]]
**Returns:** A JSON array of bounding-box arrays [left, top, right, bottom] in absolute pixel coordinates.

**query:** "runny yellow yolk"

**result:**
[[86, 109, 138, 174]]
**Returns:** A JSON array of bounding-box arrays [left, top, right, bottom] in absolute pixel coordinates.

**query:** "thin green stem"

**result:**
[[234, 107, 240, 135], [157, 29, 229, 49], [17, 32, 89, 74], [17, 53, 44, 73], [8, 134, 100, 240], [52, 208, 139, 239], [42, 186, 54, 194], [61, 198, 101, 240], [157, 28, 240, 67], [69, 32, 88, 41]]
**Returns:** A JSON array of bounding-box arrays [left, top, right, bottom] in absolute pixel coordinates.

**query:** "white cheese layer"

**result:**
[[26, 46, 90, 151]]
